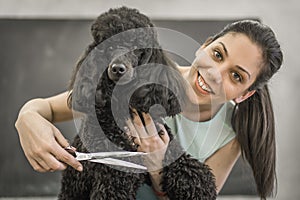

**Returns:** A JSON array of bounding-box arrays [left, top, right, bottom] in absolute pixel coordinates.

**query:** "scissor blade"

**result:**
[[89, 158, 147, 170], [92, 151, 146, 158], [76, 151, 146, 161]]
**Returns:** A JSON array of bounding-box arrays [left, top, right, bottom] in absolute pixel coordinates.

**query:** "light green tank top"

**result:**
[[136, 101, 236, 200]]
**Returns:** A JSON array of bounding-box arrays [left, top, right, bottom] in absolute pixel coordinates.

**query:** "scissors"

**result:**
[[65, 146, 147, 170]]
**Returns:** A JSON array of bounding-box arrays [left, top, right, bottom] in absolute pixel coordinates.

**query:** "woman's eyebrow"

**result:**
[[236, 65, 251, 79], [219, 42, 228, 57]]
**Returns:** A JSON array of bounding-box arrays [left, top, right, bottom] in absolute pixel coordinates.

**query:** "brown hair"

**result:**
[[210, 20, 283, 199]]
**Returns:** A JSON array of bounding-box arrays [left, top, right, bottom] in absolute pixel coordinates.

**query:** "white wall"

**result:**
[[0, 0, 299, 199]]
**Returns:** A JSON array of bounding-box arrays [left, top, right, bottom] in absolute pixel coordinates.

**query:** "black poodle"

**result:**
[[58, 7, 217, 200]]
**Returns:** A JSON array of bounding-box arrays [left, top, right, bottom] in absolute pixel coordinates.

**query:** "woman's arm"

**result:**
[[205, 138, 241, 194], [15, 92, 82, 172]]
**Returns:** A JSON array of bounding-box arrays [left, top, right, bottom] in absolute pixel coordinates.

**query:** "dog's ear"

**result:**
[[138, 48, 153, 65], [159, 66, 188, 115]]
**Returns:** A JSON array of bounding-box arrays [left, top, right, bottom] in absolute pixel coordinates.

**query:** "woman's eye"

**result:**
[[231, 72, 242, 82], [213, 50, 223, 61]]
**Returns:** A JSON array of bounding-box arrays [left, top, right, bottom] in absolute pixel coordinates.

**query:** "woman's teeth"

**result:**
[[198, 72, 213, 93]]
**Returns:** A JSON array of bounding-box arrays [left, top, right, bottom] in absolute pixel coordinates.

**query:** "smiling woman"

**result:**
[[197, 20, 282, 199], [163, 20, 282, 199]]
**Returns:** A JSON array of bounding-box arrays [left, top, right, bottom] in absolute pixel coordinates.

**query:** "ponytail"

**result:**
[[231, 85, 277, 199], [214, 20, 283, 199]]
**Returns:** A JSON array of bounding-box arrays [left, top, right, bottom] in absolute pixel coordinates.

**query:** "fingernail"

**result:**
[[131, 107, 137, 113], [59, 163, 67, 170], [124, 126, 129, 131], [158, 130, 165, 135], [156, 122, 162, 127], [77, 165, 83, 172], [125, 117, 130, 122], [64, 145, 72, 150]]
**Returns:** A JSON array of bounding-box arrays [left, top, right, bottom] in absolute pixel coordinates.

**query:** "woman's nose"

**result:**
[[207, 67, 222, 84]]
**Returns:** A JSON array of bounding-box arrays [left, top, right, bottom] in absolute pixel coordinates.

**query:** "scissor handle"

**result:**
[[64, 146, 76, 157]]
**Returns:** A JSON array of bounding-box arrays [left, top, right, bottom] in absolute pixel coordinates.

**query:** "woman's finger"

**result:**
[[156, 123, 170, 144], [44, 153, 67, 171], [51, 143, 83, 172], [29, 158, 48, 172], [130, 109, 148, 138], [53, 126, 71, 149], [35, 157, 51, 171], [142, 112, 158, 137], [125, 119, 141, 145], [52, 128, 79, 170]]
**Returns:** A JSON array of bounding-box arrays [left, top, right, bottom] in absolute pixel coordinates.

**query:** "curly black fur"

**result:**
[[59, 6, 217, 200]]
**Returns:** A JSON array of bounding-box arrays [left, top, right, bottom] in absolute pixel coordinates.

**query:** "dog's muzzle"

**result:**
[[111, 63, 127, 76], [108, 62, 135, 85]]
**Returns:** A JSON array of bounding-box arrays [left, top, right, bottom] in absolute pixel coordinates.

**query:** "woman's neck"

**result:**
[[181, 102, 223, 122]]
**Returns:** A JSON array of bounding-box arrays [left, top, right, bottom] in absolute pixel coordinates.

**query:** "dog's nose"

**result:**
[[111, 63, 127, 75]]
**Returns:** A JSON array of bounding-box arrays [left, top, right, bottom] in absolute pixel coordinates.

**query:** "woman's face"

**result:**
[[185, 32, 263, 106]]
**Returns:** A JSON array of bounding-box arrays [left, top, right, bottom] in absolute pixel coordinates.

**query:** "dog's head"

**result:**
[[68, 6, 156, 92], [69, 6, 161, 108], [90, 6, 157, 85]]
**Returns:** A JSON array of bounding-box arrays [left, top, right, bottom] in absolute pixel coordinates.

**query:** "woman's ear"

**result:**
[[234, 90, 256, 104]]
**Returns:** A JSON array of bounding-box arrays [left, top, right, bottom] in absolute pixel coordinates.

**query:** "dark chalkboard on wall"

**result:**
[[0, 18, 257, 197]]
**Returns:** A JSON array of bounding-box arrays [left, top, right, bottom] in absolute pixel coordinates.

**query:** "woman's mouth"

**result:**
[[196, 71, 214, 95]]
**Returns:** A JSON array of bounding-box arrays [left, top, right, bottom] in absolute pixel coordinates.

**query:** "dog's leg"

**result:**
[[161, 136, 217, 200], [89, 165, 146, 200], [58, 135, 93, 200], [58, 161, 93, 200], [162, 153, 217, 200]]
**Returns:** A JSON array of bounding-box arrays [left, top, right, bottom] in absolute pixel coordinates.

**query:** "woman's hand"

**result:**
[[125, 109, 170, 199], [15, 97, 82, 173], [125, 109, 170, 172]]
